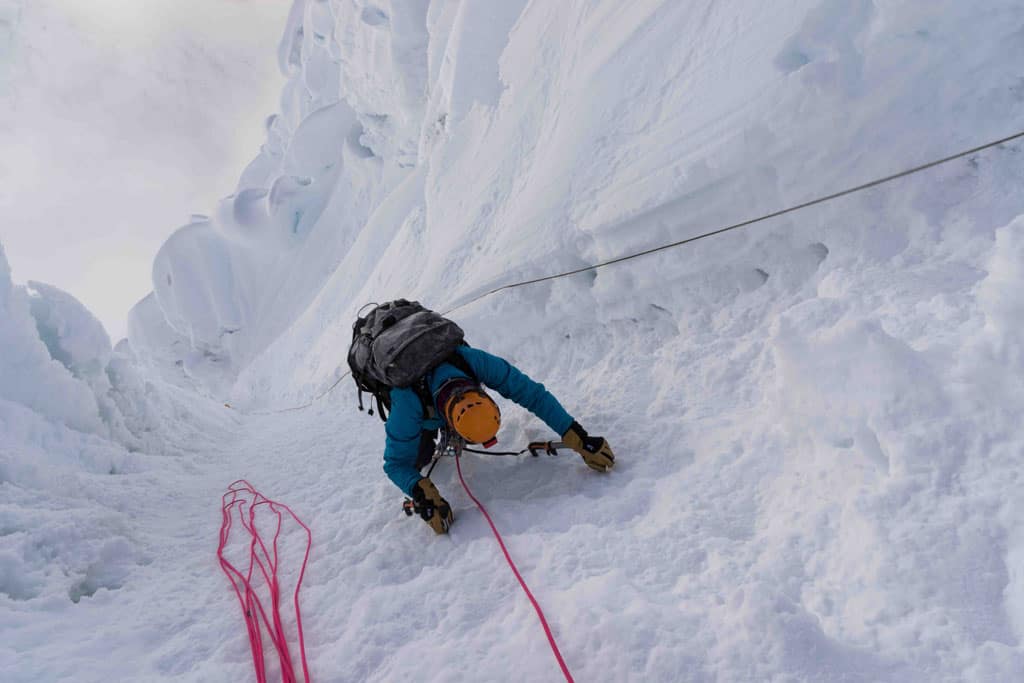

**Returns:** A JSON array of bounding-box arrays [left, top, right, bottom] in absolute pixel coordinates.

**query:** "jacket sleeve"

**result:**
[[457, 346, 575, 436], [383, 388, 426, 495]]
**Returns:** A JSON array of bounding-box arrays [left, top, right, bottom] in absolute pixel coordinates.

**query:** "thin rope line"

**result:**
[[446, 129, 1024, 314], [239, 129, 1023, 414], [455, 453, 575, 682]]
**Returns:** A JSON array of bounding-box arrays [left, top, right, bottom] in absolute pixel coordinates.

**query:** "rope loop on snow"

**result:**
[[218, 480, 313, 683], [454, 452, 575, 683]]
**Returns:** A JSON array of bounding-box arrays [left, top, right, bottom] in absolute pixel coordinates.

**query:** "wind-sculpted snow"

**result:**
[[211, 0, 1024, 413], [7, 1, 1024, 681], [0, 241, 210, 455], [25, 280, 112, 379], [0, 239, 241, 648], [130, 49, 388, 392], [0, 242, 103, 434]]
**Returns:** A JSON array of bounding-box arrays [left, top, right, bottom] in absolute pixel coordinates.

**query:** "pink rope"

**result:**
[[454, 455, 575, 682], [218, 480, 312, 683]]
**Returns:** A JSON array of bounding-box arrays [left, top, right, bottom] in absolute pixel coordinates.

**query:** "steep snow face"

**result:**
[[184, 1, 1022, 679], [127, 1, 417, 395], [204, 0, 1024, 410], [9, 1, 1024, 681]]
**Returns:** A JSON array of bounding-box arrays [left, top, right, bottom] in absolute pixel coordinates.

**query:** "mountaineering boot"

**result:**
[[411, 478, 454, 534], [562, 421, 615, 472]]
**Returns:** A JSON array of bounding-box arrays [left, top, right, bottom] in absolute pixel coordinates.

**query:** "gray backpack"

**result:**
[[348, 300, 471, 421]]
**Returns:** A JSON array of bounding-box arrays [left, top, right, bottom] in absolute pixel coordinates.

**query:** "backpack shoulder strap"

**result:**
[[413, 377, 436, 420], [446, 347, 478, 382]]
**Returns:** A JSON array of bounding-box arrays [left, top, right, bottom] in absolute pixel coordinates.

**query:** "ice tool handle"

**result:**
[[401, 440, 568, 517], [527, 440, 567, 457]]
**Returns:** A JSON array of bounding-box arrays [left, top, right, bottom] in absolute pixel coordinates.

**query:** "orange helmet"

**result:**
[[440, 379, 501, 445]]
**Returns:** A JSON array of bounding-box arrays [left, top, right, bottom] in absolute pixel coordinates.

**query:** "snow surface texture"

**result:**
[[0, 239, 241, 621], [6, 0, 1024, 681]]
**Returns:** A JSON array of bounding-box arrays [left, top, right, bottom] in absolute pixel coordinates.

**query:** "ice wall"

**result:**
[[0, 238, 227, 455], [173, 0, 1022, 408], [0, 242, 105, 434], [127, 0, 431, 395]]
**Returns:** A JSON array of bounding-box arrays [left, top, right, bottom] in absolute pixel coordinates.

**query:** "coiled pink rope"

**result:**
[[218, 480, 312, 683], [454, 455, 575, 682]]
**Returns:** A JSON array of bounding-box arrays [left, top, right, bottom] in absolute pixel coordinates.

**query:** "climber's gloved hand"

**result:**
[[411, 478, 454, 534], [562, 421, 615, 472]]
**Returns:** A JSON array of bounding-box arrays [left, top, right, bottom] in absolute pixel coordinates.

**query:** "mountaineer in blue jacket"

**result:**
[[385, 345, 615, 534]]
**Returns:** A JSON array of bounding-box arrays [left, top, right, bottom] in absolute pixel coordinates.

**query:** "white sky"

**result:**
[[0, 0, 293, 340]]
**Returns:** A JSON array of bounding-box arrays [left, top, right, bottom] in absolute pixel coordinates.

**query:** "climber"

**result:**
[[348, 300, 615, 534]]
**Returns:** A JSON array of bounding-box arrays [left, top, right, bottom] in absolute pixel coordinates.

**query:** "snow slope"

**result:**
[[7, 0, 1024, 681]]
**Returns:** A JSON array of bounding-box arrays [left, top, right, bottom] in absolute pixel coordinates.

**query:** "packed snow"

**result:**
[[4, 1, 1024, 681]]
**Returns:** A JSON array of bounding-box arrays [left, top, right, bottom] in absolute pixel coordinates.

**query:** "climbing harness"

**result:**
[[218, 481, 312, 683], [403, 429, 461, 511]]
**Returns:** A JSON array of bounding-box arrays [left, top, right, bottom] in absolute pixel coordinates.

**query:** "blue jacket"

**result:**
[[383, 346, 574, 494]]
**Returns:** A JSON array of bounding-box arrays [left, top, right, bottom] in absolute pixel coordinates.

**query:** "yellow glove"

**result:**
[[411, 478, 454, 534], [562, 421, 615, 472]]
